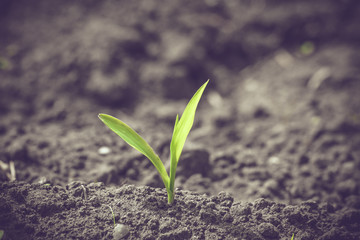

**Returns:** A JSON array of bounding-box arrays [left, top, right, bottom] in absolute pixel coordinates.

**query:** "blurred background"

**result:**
[[1, 0, 360, 204]]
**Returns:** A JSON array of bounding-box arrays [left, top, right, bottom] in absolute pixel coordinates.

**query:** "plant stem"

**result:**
[[167, 190, 174, 204], [168, 153, 178, 204]]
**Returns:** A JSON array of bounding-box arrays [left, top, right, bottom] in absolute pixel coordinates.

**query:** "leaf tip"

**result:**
[[98, 113, 110, 122]]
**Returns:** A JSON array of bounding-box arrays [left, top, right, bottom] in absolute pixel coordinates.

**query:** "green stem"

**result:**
[[167, 189, 174, 204], [168, 153, 178, 204]]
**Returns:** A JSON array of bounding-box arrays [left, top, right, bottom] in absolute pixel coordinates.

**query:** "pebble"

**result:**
[[113, 224, 129, 240], [98, 146, 111, 155], [257, 222, 279, 238]]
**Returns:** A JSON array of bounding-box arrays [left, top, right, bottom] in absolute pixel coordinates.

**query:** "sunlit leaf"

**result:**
[[98, 80, 209, 204], [169, 80, 209, 198], [170, 80, 209, 163], [98, 114, 169, 187]]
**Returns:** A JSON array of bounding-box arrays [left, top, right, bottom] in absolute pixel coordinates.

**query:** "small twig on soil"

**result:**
[[9, 161, 16, 181], [105, 173, 112, 185], [0, 160, 16, 181], [286, 186, 293, 205], [81, 185, 87, 200], [108, 205, 116, 227]]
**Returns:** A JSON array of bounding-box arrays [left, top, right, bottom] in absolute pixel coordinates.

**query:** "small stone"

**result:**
[[113, 224, 130, 240], [257, 222, 279, 238], [268, 156, 280, 165], [98, 146, 111, 155]]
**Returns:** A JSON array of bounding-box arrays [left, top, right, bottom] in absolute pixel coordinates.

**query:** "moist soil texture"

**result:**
[[1, 1, 360, 239]]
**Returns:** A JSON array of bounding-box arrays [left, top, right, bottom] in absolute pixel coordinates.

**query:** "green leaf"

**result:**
[[170, 80, 209, 163], [98, 114, 169, 187], [169, 80, 209, 199], [99, 79, 209, 204]]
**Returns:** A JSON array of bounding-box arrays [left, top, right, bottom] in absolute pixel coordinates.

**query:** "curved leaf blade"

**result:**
[[170, 80, 209, 163], [98, 114, 169, 187], [168, 80, 209, 202]]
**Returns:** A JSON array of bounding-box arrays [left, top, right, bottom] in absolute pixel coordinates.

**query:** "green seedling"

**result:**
[[291, 233, 295, 240], [0, 230, 4, 240], [108, 205, 116, 227], [98, 80, 209, 204]]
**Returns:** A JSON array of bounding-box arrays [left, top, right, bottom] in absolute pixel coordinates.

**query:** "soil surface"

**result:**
[[1, 0, 360, 239]]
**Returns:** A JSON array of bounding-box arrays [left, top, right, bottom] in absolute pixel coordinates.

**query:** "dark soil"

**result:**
[[1, 0, 360, 239]]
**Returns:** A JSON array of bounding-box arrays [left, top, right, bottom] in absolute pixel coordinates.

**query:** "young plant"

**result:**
[[108, 205, 116, 227], [98, 80, 209, 204]]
